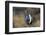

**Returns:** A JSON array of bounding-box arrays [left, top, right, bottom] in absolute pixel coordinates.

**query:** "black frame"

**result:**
[[5, 1, 45, 34]]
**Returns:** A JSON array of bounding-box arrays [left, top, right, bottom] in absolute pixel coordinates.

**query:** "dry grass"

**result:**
[[13, 7, 40, 28]]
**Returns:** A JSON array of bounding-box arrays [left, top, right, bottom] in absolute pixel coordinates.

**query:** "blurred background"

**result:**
[[13, 7, 40, 28]]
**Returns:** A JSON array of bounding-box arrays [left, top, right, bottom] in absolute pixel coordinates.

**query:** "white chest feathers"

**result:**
[[29, 14, 32, 24]]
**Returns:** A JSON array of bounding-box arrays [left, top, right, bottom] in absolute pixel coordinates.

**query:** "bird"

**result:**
[[25, 14, 32, 25]]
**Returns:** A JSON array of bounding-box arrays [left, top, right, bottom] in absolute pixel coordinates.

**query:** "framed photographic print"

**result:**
[[5, 1, 45, 34]]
